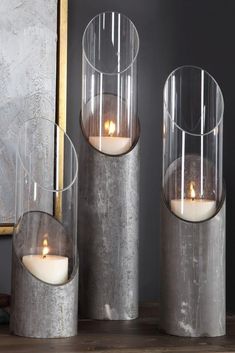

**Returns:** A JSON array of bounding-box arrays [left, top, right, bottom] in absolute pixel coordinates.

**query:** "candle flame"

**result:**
[[163, 123, 166, 137], [214, 126, 218, 136], [42, 238, 49, 258], [190, 182, 196, 200], [104, 120, 116, 136]]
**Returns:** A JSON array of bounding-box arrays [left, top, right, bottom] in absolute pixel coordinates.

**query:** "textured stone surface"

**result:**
[[0, 0, 57, 223], [78, 126, 140, 320], [10, 212, 78, 338], [160, 196, 226, 337]]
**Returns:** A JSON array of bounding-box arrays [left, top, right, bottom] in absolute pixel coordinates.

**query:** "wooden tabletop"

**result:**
[[1, 303, 235, 352]]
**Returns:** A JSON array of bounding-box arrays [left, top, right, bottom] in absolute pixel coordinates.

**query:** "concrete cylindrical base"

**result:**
[[160, 195, 226, 337], [10, 213, 78, 338], [78, 126, 140, 320]]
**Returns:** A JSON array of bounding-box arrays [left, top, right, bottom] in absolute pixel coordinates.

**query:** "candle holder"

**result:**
[[10, 118, 78, 338], [78, 12, 140, 320], [160, 66, 225, 337]]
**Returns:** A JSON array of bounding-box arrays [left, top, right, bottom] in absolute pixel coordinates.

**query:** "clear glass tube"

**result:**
[[14, 118, 78, 284], [163, 66, 224, 222], [82, 11, 139, 155]]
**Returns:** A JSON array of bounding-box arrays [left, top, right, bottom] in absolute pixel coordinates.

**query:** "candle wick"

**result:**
[[42, 254, 46, 259], [192, 197, 195, 201]]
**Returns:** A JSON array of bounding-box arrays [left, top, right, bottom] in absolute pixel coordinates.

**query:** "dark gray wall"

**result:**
[[0, 238, 11, 293], [1, 0, 235, 312], [67, 0, 235, 310]]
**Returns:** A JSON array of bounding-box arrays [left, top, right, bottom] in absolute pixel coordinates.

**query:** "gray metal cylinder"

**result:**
[[10, 212, 78, 338], [78, 123, 140, 320], [160, 194, 226, 337]]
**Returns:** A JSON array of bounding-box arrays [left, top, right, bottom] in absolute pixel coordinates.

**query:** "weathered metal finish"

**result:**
[[78, 125, 140, 320], [10, 252, 78, 338], [160, 196, 226, 337], [10, 212, 78, 338]]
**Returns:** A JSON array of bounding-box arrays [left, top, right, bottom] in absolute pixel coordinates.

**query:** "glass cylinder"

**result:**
[[163, 66, 224, 222], [82, 11, 139, 155], [14, 117, 78, 284]]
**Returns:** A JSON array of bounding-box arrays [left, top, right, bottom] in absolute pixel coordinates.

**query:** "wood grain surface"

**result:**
[[0, 303, 235, 352]]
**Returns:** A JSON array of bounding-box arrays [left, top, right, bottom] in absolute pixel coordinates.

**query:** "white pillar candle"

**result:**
[[22, 254, 68, 285], [170, 199, 216, 222], [89, 136, 131, 155]]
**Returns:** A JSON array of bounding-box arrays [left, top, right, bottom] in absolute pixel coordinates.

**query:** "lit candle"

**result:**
[[170, 182, 216, 222], [22, 238, 68, 285], [89, 120, 131, 155]]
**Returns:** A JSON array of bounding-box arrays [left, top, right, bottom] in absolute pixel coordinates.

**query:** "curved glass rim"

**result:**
[[163, 65, 224, 137], [17, 117, 78, 193], [82, 11, 140, 76]]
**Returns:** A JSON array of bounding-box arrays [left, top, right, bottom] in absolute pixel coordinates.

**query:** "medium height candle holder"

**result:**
[[10, 118, 78, 338], [78, 12, 140, 320], [160, 66, 225, 337]]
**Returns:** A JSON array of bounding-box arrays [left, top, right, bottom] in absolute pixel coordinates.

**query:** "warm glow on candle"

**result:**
[[89, 119, 131, 155], [42, 238, 49, 258], [23, 237, 68, 284], [104, 120, 116, 136], [190, 182, 196, 200]]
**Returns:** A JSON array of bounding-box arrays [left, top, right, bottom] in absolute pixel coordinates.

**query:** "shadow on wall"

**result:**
[[0, 237, 11, 293]]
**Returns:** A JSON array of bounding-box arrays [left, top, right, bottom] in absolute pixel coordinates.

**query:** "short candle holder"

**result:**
[[10, 118, 78, 338], [78, 12, 140, 320], [160, 66, 225, 337]]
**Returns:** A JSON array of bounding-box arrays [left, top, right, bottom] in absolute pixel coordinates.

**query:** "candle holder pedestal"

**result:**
[[10, 212, 79, 338], [161, 66, 225, 337], [10, 118, 78, 338], [78, 122, 140, 320], [160, 193, 226, 337], [79, 11, 140, 320]]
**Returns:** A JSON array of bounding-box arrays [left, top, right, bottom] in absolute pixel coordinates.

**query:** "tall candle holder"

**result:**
[[10, 117, 78, 338], [78, 11, 140, 320], [160, 66, 225, 337]]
